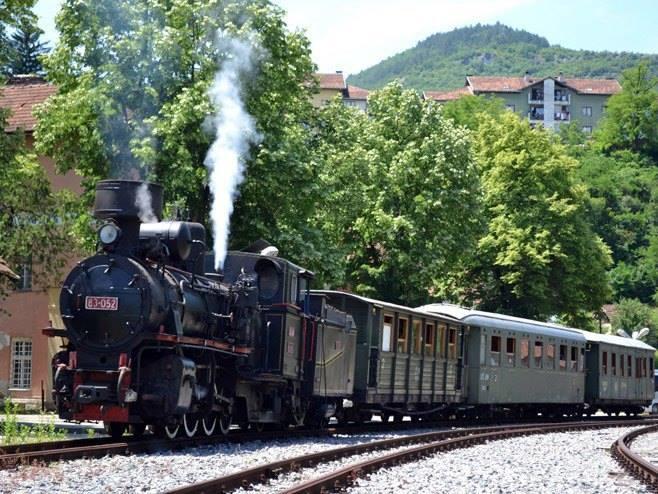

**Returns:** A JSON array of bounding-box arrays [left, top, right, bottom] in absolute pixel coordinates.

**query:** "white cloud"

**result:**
[[276, 0, 536, 75]]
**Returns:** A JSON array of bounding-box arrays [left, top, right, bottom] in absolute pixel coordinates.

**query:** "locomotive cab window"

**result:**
[[257, 261, 280, 301], [397, 317, 409, 353], [506, 337, 516, 366], [490, 335, 501, 366], [534, 341, 543, 368]]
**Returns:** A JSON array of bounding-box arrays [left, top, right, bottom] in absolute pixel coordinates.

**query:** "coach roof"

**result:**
[[570, 329, 655, 351], [418, 303, 586, 342]]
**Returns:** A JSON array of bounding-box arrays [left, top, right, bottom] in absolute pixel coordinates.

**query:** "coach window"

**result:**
[[559, 345, 567, 370], [448, 327, 457, 359], [520, 338, 529, 367], [611, 353, 617, 376], [579, 348, 585, 372], [620, 354, 625, 377], [412, 320, 422, 354], [651, 359, 654, 372], [628, 355, 633, 377], [382, 315, 393, 352], [438, 324, 447, 358], [570, 347, 578, 372], [602, 352, 608, 375], [490, 335, 501, 366], [506, 337, 516, 366], [635, 357, 641, 378], [534, 341, 543, 368], [546, 343, 555, 370], [397, 317, 409, 353], [424, 323, 436, 356]]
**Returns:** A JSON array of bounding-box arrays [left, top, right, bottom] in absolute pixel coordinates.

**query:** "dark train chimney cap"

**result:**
[[94, 179, 164, 221]]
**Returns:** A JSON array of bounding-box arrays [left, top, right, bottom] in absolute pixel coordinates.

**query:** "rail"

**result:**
[[611, 423, 658, 490]]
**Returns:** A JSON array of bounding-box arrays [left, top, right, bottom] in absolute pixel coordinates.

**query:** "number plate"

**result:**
[[85, 296, 119, 311]]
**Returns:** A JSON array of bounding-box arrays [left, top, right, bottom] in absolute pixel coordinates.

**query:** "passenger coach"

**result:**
[[419, 304, 587, 417], [313, 291, 467, 422]]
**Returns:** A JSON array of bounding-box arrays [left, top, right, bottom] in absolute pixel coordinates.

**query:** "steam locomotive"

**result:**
[[46, 180, 656, 438], [46, 180, 356, 438]]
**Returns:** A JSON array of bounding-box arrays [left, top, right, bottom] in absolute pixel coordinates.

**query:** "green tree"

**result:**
[[575, 150, 658, 302], [595, 63, 658, 160], [0, 108, 78, 310], [35, 0, 321, 265], [458, 113, 611, 326], [315, 83, 482, 306], [610, 298, 658, 348], [0, 0, 36, 75], [440, 94, 505, 131], [8, 17, 49, 75]]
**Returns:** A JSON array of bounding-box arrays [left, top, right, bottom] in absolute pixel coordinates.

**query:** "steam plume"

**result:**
[[135, 182, 158, 223], [205, 35, 261, 269]]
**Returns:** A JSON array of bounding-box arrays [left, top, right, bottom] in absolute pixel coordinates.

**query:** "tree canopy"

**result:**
[[314, 83, 481, 306], [454, 113, 611, 326], [6, 16, 49, 75], [35, 0, 321, 264]]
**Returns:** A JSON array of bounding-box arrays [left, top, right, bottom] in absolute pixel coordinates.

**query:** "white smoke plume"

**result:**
[[205, 35, 262, 269], [135, 182, 158, 223]]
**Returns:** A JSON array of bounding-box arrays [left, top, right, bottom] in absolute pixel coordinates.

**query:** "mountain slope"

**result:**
[[348, 23, 658, 91]]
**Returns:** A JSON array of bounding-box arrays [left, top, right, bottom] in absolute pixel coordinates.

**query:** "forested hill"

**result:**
[[347, 23, 658, 91]]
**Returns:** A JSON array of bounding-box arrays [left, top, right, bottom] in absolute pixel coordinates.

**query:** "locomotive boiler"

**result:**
[[47, 180, 356, 438]]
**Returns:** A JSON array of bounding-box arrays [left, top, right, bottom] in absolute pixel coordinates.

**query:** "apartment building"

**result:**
[[313, 72, 369, 111], [425, 73, 621, 132], [0, 76, 81, 408]]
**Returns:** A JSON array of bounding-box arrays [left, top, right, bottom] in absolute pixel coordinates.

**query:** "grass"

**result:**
[[0, 399, 67, 445]]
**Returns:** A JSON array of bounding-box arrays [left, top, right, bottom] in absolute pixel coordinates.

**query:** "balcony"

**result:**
[[528, 111, 544, 122], [554, 93, 571, 105], [528, 91, 544, 104], [554, 111, 570, 122]]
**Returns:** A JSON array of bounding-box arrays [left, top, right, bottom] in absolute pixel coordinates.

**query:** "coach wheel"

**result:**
[[105, 422, 125, 439], [218, 412, 232, 435], [202, 413, 217, 436], [129, 423, 146, 438], [183, 413, 199, 438]]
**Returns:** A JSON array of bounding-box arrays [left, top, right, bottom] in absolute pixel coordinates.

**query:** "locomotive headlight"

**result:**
[[99, 223, 121, 246]]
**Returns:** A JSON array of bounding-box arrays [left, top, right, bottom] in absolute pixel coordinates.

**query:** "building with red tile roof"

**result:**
[[0, 75, 82, 409], [312, 73, 369, 111], [425, 73, 621, 132]]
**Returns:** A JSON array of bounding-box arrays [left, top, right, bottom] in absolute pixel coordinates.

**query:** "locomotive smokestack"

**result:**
[[94, 180, 164, 254]]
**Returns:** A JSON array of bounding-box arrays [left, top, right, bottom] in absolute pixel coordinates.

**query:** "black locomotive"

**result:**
[[48, 180, 355, 438]]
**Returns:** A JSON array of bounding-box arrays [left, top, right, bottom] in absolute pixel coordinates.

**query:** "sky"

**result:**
[[35, 0, 658, 76]]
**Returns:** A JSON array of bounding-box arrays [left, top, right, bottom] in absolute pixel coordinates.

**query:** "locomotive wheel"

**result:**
[[183, 413, 199, 438], [105, 422, 126, 439], [164, 424, 180, 439], [201, 413, 217, 436], [218, 412, 232, 435], [129, 423, 146, 437]]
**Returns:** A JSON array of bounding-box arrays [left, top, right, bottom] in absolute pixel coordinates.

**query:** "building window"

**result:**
[[582, 106, 592, 117], [10, 338, 32, 389], [16, 258, 32, 291], [506, 104, 515, 112], [582, 126, 592, 134]]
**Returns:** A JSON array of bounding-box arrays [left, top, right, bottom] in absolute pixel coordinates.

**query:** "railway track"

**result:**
[[166, 418, 658, 494], [612, 423, 658, 491]]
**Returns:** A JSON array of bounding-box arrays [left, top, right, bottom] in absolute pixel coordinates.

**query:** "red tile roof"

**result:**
[[424, 86, 473, 101], [346, 85, 369, 100], [0, 76, 56, 132], [466, 75, 621, 95], [562, 78, 621, 95], [316, 72, 346, 90]]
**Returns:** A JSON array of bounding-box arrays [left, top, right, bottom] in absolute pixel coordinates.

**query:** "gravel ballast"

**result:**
[[347, 427, 649, 494], [0, 429, 436, 494]]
